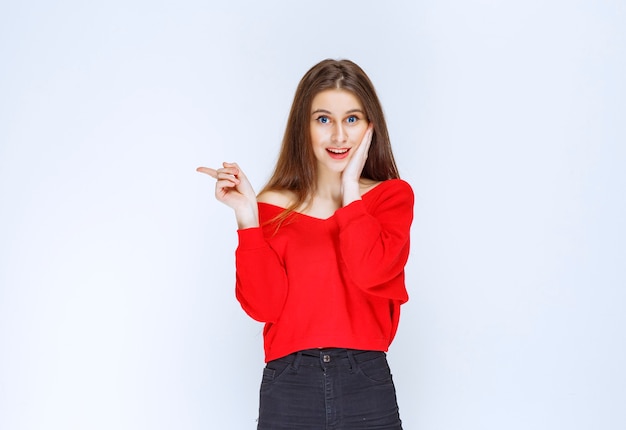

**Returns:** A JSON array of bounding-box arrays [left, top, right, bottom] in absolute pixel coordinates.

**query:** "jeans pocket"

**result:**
[[261, 357, 294, 385], [355, 353, 393, 384]]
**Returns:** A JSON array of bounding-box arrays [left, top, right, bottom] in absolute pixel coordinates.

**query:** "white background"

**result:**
[[1, 1, 625, 429]]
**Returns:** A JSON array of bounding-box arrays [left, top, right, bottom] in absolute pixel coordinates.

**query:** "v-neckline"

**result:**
[[257, 180, 387, 221]]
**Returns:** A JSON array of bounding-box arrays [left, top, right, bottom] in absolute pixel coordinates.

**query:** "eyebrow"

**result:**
[[311, 108, 365, 115]]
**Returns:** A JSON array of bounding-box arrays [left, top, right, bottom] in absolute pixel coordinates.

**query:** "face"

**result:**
[[310, 89, 369, 175]]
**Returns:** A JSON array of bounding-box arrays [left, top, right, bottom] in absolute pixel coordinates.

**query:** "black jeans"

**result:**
[[257, 348, 403, 429]]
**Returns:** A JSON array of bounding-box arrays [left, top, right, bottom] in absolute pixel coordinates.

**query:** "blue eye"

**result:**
[[347, 116, 358, 124], [317, 116, 330, 124]]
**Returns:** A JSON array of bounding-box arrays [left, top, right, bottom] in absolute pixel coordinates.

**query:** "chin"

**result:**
[[318, 163, 348, 176]]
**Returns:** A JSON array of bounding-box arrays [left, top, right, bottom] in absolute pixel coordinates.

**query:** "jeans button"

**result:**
[[323, 354, 331, 363]]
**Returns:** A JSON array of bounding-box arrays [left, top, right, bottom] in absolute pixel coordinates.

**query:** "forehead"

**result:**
[[311, 89, 363, 112]]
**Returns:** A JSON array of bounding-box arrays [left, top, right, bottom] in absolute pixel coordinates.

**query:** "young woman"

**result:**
[[198, 59, 413, 429]]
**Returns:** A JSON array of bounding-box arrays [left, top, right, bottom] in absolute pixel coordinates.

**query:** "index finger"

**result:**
[[196, 166, 217, 178], [365, 123, 374, 142], [360, 124, 374, 151]]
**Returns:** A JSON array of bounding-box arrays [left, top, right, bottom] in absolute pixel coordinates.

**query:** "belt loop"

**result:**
[[291, 351, 303, 371], [346, 349, 357, 373]]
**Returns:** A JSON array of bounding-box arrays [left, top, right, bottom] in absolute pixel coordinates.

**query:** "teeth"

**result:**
[[328, 148, 348, 154]]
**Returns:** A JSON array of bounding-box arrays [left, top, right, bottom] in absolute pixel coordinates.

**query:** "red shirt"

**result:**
[[235, 179, 414, 362]]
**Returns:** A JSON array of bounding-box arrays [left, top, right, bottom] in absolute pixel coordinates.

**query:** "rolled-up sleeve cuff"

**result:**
[[237, 227, 266, 250]]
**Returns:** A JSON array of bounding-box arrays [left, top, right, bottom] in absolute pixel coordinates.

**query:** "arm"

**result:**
[[335, 180, 414, 301], [197, 163, 288, 321], [234, 226, 288, 323], [337, 125, 413, 299]]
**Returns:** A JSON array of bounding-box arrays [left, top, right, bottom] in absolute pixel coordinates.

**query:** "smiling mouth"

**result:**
[[326, 148, 350, 159]]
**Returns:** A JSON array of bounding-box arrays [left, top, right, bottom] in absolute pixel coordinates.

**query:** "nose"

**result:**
[[332, 123, 348, 144]]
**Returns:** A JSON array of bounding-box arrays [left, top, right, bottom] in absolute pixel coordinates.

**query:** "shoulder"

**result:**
[[367, 178, 413, 198], [387, 178, 413, 195], [363, 179, 414, 216], [257, 189, 297, 209]]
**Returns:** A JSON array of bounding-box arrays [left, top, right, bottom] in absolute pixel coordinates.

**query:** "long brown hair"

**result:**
[[261, 59, 399, 217]]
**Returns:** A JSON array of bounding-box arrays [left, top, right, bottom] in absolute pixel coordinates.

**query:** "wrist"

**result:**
[[235, 203, 259, 229], [341, 181, 361, 207]]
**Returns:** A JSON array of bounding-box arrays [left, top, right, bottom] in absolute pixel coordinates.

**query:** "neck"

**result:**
[[314, 170, 343, 202]]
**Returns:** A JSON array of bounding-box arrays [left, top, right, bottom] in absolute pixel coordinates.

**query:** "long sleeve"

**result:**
[[334, 179, 414, 301], [235, 227, 288, 323]]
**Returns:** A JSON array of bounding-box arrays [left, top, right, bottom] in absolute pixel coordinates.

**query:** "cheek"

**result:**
[[310, 125, 323, 140], [352, 126, 368, 143], [311, 128, 333, 147]]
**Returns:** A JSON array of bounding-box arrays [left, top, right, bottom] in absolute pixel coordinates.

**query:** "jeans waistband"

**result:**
[[277, 348, 385, 370], [300, 348, 383, 359]]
